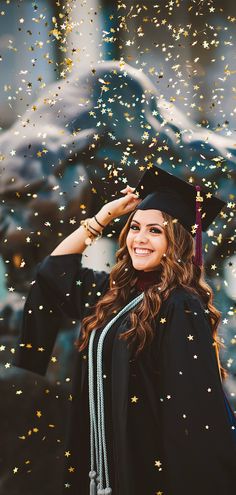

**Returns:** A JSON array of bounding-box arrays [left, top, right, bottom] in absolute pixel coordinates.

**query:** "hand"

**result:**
[[101, 185, 141, 220]]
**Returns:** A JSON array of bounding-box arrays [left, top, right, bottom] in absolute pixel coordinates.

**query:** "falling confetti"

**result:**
[[0, 1, 235, 494]]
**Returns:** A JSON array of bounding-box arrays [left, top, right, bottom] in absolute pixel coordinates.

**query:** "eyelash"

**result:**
[[130, 224, 162, 234]]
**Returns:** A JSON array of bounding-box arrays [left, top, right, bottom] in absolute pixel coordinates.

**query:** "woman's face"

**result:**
[[126, 209, 168, 272]]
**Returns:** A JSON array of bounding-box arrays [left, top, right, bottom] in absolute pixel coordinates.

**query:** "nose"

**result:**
[[134, 229, 149, 243]]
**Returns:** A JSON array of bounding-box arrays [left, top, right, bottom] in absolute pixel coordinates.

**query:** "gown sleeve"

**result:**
[[156, 289, 236, 494], [13, 253, 110, 376]]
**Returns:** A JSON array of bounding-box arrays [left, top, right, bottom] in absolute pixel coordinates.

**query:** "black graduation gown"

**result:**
[[14, 253, 236, 495]]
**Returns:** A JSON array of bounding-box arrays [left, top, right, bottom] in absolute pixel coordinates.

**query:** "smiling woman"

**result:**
[[14, 166, 236, 495]]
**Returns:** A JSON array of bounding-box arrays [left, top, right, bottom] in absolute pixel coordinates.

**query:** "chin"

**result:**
[[132, 261, 155, 271]]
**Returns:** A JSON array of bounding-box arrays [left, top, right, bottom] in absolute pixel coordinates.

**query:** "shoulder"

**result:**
[[161, 286, 206, 314], [156, 287, 212, 343]]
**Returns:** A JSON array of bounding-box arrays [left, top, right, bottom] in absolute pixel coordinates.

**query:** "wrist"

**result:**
[[80, 218, 98, 246], [96, 206, 114, 226]]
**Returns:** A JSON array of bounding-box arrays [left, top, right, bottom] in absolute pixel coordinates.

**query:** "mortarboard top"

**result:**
[[134, 165, 226, 236]]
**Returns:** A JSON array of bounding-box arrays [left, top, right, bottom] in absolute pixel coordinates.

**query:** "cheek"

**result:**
[[165, 238, 168, 252], [154, 238, 168, 256], [162, 238, 168, 253], [126, 233, 132, 251]]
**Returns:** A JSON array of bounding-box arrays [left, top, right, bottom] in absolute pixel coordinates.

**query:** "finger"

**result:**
[[120, 185, 135, 193], [123, 192, 139, 201], [123, 194, 140, 206]]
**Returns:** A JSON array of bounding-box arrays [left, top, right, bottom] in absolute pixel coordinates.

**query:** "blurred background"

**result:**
[[0, 0, 235, 493]]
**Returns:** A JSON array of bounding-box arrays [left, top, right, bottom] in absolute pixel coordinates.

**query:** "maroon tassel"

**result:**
[[194, 185, 203, 266]]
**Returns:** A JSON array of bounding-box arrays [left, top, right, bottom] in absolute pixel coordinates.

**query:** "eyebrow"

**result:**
[[131, 219, 164, 229]]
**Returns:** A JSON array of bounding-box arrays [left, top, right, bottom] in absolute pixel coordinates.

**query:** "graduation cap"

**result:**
[[134, 166, 226, 266]]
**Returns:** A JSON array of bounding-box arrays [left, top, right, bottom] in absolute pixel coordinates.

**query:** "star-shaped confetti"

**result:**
[[0, 3, 235, 491], [160, 318, 166, 324]]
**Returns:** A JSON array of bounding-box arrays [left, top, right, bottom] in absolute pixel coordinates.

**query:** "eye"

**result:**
[[130, 224, 162, 234], [150, 227, 162, 234]]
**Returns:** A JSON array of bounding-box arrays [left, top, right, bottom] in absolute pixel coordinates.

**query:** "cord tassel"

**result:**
[[89, 470, 97, 495], [88, 293, 144, 495], [194, 185, 203, 267], [97, 486, 112, 494]]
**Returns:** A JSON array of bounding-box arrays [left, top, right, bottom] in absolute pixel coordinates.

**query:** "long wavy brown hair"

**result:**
[[77, 209, 227, 380]]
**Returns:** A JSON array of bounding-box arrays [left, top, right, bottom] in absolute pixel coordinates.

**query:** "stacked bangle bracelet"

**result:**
[[94, 215, 105, 229], [80, 217, 104, 246]]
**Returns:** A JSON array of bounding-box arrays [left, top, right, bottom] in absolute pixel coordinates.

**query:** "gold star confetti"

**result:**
[[1, 3, 236, 490]]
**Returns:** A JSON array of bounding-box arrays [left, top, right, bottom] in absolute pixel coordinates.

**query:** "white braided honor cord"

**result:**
[[88, 292, 144, 495]]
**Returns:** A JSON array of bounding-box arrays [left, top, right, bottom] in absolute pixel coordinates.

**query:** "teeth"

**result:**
[[134, 248, 152, 254]]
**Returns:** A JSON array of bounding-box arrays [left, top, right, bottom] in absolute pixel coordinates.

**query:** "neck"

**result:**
[[135, 268, 160, 292]]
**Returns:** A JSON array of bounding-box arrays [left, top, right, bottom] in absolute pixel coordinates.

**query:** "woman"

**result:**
[[15, 166, 236, 495]]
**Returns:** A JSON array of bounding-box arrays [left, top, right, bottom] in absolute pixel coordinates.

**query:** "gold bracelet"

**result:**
[[80, 218, 95, 245], [80, 218, 102, 245], [89, 223, 102, 241]]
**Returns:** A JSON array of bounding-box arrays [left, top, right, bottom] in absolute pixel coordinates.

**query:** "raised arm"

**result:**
[[50, 186, 141, 256], [13, 188, 140, 375], [50, 206, 112, 256], [35, 189, 141, 321]]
